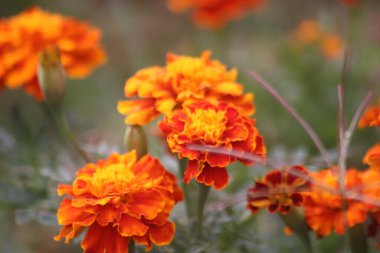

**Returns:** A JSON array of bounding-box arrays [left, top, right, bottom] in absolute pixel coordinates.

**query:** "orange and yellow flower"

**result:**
[[167, 0, 265, 29], [247, 165, 311, 214], [358, 104, 380, 128], [363, 144, 380, 170], [54, 150, 183, 253], [340, 0, 360, 6], [0, 7, 106, 100], [159, 100, 265, 190], [304, 168, 373, 237], [289, 19, 344, 60], [320, 34, 344, 59], [118, 51, 254, 125]]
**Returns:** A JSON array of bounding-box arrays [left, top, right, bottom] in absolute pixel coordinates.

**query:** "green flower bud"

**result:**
[[37, 46, 66, 108], [124, 125, 148, 159]]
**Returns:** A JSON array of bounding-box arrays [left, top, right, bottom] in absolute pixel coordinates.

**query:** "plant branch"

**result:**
[[247, 71, 331, 167]]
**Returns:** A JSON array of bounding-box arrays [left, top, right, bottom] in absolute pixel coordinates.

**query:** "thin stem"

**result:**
[[196, 184, 210, 238], [178, 159, 193, 223], [338, 92, 372, 191], [128, 240, 135, 253], [247, 71, 331, 167], [42, 104, 90, 163]]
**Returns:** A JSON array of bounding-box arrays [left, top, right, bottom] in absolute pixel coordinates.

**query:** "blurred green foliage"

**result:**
[[0, 0, 379, 252]]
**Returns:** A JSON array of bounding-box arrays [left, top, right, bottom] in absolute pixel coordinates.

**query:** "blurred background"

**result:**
[[0, 0, 380, 252]]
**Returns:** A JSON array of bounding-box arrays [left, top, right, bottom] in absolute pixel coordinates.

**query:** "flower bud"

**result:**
[[37, 46, 66, 108], [124, 125, 147, 158]]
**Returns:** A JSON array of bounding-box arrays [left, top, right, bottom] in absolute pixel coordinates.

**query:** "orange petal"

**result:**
[[117, 214, 149, 237], [57, 198, 96, 226], [148, 221, 175, 246], [196, 164, 229, 190], [127, 190, 166, 220], [82, 223, 130, 253], [184, 159, 200, 184]]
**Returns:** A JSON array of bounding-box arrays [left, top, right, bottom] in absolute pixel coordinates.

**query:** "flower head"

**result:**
[[0, 7, 106, 100], [340, 0, 360, 6], [118, 51, 254, 125], [247, 165, 311, 214], [358, 104, 380, 128], [304, 168, 374, 238], [167, 0, 265, 29], [54, 150, 183, 252], [159, 100, 265, 189]]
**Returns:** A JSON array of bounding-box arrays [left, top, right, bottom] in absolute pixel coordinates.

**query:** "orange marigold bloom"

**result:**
[[320, 34, 344, 59], [247, 165, 311, 214], [54, 151, 183, 253], [118, 51, 254, 125], [340, 0, 360, 6], [159, 100, 265, 190], [304, 168, 373, 238], [358, 104, 380, 128], [0, 7, 106, 100], [363, 144, 380, 170], [291, 19, 322, 44], [167, 0, 265, 29]]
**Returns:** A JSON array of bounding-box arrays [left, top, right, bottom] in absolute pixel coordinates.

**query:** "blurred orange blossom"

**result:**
[[166, 0, 265, 29], [0, 7, 106, 100]]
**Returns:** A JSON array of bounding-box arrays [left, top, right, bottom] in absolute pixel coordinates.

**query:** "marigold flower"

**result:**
[[363, 144, 380, 170], [358, 104, 380, 128], [304, 168, 373, 238], [320, 34, 344, 59], [291, 19, 322, 44], [289, 19, 344, 60], [167, 0, 265, 29], [54, 150, 183, 252], [340, 0, 360, 6], [247, 165, 311, 214], [118, 51, 255, 125], [0, 7, 106, 100], [159, 100, 265, 190]]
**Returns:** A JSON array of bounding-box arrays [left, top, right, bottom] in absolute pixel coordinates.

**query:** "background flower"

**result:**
[[247, 165, 311, 214], [166, 0, 265, 28], [0, 7, 106, 100]]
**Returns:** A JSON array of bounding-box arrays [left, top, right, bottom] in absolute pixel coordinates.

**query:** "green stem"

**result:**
[[42, 104, 90, 163], [178, 159, 192, 223], [196, 183, 210, 238], [279, 208, 313, 253], [128, 240, 135, 253], [348, 224, 368, 253]]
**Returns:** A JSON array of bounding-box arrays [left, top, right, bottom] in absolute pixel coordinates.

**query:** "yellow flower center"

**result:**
[[91, 164, 135, 194], [185, 108, 227, 143]]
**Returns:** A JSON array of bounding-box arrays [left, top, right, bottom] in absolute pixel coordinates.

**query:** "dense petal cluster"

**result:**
[[304, 168, 376, 237], [55, 151, 183, 253], [289, 19, 344, 59], [159, 100, 265, 189], [0, 7, 106, 99], [247, 165, 311, 214], [167, 0, 265, 28], [358, 104, 380, 128], [118, 51, 254, 125]]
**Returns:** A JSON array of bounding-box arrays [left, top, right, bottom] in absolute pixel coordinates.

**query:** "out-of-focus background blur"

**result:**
[[0, 0, 380, 252]]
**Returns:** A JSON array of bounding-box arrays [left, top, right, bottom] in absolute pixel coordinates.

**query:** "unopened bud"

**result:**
[[124, 125, 148, 158], [38, 46, 66, 108]]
